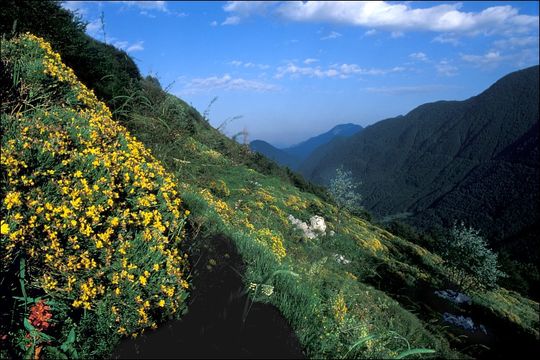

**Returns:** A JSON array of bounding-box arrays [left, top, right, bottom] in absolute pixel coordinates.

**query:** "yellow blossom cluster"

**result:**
[[333, 293, 348, 323], [199, 188, 232, 219], [256, 228, 287, 261], [1, 34, 190, 337]]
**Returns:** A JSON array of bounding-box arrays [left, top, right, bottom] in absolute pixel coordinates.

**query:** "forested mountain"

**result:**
[[301, 65, 539, 265], [250, 123, 362, 170]]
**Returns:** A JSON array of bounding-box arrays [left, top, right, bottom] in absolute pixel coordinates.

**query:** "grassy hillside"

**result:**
[[1, 8, 538, 359], [1, 34, 189, 358]]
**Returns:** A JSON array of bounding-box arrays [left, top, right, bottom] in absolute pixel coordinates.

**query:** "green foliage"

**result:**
[[301, 65, 540, 300], [329, 166, 363, 215], [0, 0, 141, 113], [439, 222, 506, 292]]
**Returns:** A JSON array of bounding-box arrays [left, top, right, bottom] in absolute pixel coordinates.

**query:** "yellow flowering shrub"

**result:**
[[0, 34, 190, 356], [256, 228, 287, 261]]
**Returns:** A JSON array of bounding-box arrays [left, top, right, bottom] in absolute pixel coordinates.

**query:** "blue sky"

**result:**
[[61, 1, 539, 147]]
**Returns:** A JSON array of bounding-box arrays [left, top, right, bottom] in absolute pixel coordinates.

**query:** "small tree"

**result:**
[[329, 166, 363, 218], [440, 222, 506, 292]]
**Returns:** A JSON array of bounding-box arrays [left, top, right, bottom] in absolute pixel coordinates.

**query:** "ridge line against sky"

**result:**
[[61, 1, 539, 147]]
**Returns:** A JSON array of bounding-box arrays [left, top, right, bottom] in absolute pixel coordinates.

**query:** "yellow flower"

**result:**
[[153, 264, 160, 271], [4, 191, 22, 209], [1, 221, 9, 235], [139, 275, 147, 286], [158, 299, 165, 307]]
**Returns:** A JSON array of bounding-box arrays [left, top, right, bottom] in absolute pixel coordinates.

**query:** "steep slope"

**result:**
[[251, 123, 362, 170], [250, 139, 301, 169], [1, 34, 190, 358], [2, 12, 538, 359], [301, 66, 539, 262]]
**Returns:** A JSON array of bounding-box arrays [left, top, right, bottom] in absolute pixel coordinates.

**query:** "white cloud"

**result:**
[[409, 52, 429, 62], [303, 58, 319, 64], [85, 19, 102, 38], [435, 60, 458, 76], [223, 1, 538, 36], [275, 62, 405, 79], [222, 16, 241, 25], [365, 84, 453, 95], [391, 31, 404, 39], [210, 20, 218, 26], [121, 1, 168, 12], [461, 51, 504, 66], [126, 41, 144, 52], [432, 34, 461, 46], [229, 60, 270, 70], [364, 29, 377, 36], [112, 39, 144, 53], [61, 1, 88, 15], [139, 10, 156, 18], [321, 31, 342, 40], [223, 1, 274, 15], [180, 74, 280, 94], [493, 36, 539, 49]]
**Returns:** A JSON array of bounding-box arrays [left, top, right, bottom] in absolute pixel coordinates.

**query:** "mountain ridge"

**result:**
[[300, 65, 539, 269], [250, 123, 362, 169]]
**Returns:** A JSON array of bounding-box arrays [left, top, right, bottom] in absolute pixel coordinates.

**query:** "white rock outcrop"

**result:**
[[289, 214, 327, 240]]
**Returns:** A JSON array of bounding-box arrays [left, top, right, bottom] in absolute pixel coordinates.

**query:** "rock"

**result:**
[[333, 253, 351, 265], [309, 216, 326, 234], [289, 214, 328, 240], [434, 289, 471, 305], [442, 313, 487, 334]]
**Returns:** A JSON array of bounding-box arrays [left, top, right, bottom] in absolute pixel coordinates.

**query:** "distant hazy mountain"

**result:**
[[301, 65, 539, 263], [249, 140, 301, 169], [285, 123, 363, 162], [250, 123, 363, 170]]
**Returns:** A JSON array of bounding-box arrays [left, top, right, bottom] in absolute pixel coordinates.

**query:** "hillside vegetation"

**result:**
[[300, 67, 540, 298], [1, 2, 539, 359]]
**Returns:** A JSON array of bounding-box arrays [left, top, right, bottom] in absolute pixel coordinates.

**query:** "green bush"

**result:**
[[439, 222, 506, 292], [329, 166, 363, 216]]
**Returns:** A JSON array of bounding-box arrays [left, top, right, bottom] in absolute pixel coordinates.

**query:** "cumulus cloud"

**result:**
[[180, 74, 280, 93], [275, 62, 406, 79], [222, 1, 538, 36], [320, 31, 342, 40], [409, 52, 429, 62]]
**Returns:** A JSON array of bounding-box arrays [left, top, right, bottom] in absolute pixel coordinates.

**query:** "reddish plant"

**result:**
[[28, 300, 53, 331]]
